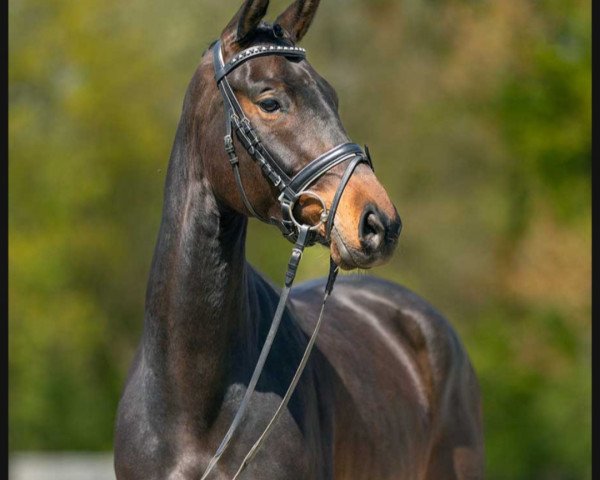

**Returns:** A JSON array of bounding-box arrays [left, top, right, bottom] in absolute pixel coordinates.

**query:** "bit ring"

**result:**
[[285, 190, 328, 232]]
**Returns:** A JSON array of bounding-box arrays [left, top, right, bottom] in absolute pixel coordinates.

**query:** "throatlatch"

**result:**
[[201, 34, 373, 479]]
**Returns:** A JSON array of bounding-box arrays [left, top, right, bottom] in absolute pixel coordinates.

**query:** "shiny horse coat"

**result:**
[[114, 1, 484, 478]]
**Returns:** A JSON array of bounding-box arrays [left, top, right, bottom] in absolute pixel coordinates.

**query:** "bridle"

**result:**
[[201, 34, 374, 479], [212, 37, 373, 246]]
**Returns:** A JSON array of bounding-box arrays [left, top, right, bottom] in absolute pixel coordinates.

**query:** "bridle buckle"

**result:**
[[224, 135, 239, 166]]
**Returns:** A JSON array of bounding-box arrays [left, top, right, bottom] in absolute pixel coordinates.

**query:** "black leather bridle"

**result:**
[[212, 38, 373, 246], [201, 36, 374, 479]]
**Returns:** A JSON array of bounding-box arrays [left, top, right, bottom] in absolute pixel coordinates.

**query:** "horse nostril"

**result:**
[[359, 209, 386, 251]]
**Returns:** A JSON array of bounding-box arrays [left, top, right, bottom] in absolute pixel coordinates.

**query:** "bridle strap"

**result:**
[[285, 142, 365, 195], [326, 154, 365, 240], [231, 259, 339, 479], [221, 96, 269, 222], [214, 42, 298, 187], [200, 226, 316, 480], [220, 79, 294, 189], [214, 42, 295, 228]]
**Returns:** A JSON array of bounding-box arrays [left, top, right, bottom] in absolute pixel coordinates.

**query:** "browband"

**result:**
[[214, 44, 306, 82]]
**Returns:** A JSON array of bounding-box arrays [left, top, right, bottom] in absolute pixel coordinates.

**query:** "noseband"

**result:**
[[202, 37, 374, 479], [212, 39, 373, 245]]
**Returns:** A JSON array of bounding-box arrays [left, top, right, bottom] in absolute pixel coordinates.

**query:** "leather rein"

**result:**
[[201, 36, 373, 479]]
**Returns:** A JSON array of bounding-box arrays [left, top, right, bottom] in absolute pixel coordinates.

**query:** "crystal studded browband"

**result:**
[[214, 44, 306, 82]]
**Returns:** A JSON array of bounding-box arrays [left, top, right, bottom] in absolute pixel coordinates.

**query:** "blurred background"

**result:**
[[8, 0, 590, 478]]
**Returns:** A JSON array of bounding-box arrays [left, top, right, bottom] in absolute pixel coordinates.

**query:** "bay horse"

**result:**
[[114, 1, 485, 478]]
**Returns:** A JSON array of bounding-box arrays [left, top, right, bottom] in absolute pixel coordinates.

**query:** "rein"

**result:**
[[200, 36, 373, 479]]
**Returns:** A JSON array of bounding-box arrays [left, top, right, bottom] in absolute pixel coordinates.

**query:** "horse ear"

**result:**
[[274, 0, 320, 43], [222, 0, 270, 47]]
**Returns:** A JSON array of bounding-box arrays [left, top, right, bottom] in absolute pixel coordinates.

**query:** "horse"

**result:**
[[114, 1, 485, 479]]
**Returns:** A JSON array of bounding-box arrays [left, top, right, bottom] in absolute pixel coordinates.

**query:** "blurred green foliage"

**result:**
[[9, 0, 590, 478]]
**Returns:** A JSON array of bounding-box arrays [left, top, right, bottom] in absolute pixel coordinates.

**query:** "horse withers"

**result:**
[[114, 1, 485, 478]]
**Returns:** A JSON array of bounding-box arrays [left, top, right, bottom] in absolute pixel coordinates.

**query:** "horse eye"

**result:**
[[259, 98, 281, 113]]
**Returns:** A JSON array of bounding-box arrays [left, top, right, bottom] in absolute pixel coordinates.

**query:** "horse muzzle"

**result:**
[[330, 204, 401, 270]]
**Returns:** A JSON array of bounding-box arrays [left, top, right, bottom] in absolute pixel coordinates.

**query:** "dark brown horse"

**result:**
[[114, 1, 484, 478]]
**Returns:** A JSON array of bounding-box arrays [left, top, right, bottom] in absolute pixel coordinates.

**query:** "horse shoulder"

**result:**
[[293, 274, 471, 397], [290, 275, 483, 478]]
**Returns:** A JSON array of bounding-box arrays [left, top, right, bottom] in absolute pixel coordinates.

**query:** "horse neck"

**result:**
[[141, 97, 250, 424]]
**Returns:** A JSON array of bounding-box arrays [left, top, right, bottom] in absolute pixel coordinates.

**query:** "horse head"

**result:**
[[193, 0, 401, 270]]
